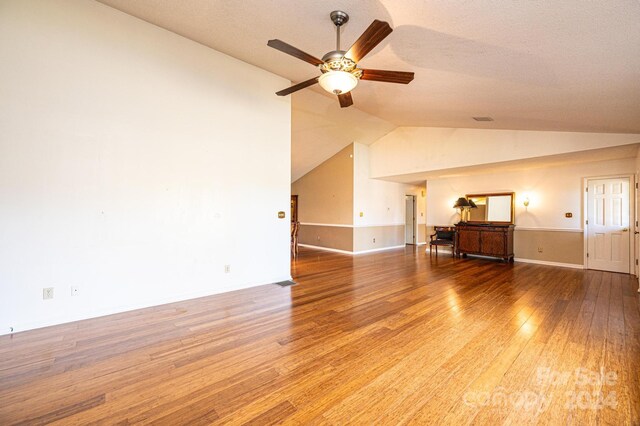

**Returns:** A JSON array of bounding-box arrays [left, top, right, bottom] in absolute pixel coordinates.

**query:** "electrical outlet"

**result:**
[[373, 238, 376, 243], [71, 286, 79, 296], [537, 247, 543, 253], [224, 265, 231, 273], [43, 287, 54, 300]]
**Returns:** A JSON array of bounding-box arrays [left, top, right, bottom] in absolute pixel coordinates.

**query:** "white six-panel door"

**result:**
[[586, 177, 630, 273]]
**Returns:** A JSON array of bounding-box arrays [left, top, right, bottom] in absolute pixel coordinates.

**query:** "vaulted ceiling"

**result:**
[[97, 0, 640, 180]]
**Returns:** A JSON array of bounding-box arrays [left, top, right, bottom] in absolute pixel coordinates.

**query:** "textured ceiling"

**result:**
[[96, 0, 640, 179]]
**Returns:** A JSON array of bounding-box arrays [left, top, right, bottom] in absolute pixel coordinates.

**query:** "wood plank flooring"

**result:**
[[1, 246, 639, 424]]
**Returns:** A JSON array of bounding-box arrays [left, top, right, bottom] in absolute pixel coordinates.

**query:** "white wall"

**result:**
[[353, 143, 412, 227], [292, 90, 395, 182], [426, 158, 636, 229], [407, 184, 427, 243], [0, 0, 291, 334], [370, 127, 640, 178]]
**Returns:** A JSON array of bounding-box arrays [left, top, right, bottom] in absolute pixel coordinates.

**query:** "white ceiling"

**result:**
[[96, 0, 640, 179]]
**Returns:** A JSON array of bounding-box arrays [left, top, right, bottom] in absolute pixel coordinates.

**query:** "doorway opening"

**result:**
[[584, 176, 634, 274], [405, 195, 416, 245]]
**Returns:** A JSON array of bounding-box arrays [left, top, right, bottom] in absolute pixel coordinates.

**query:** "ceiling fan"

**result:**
[[268, 10, 414, 108]]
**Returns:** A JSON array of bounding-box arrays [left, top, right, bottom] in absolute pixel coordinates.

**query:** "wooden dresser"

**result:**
[[455, 223, 515, 262]]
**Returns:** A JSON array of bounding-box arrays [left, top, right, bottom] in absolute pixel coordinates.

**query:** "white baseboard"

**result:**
[[515, 227, 584, 233], [298, 244, 585, 270], [299, 222, 407, 228], [425, 246, 454, 253], [2, 275, 293, 336], [298, 244, 353, 255], [299, 222, 353, 228], [514, 257, 584, 269], [355, 245, 406, 255], [298, 243, 406, 256]]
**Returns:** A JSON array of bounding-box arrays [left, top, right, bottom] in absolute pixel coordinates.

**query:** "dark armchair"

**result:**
[[429, 226, 456, 257]]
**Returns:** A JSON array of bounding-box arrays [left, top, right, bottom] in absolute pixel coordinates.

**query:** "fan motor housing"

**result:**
[[321, 50, 347, 63]]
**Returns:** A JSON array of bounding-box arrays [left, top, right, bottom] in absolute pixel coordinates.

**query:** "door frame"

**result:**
[[405, 195, 417, 245], [582, 174, 636, 274], [291, 195, 298, 223]]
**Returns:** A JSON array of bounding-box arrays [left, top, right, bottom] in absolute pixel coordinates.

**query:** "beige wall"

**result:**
[[294, 143, 426, 253], [424, 226, 583, 264], [514, 230, 583, 265], [353, 225, 405, 252], [426, 158, 637, 266], [292, 144, 353, 225], [298, 224, 407, 253], [418, 223, 427, 244], [427, 158, 636, 229], [298, 225, 353, 252], [352, 143, 426, 250]]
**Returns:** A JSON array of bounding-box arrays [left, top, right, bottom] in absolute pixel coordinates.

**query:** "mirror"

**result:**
[[466, 192, 515, 224]]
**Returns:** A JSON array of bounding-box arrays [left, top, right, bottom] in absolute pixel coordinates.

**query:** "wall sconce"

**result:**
[[523, 197, 530, 207]]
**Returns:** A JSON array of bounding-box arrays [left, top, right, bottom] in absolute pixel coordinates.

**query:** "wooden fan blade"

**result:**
[[275, 76, 320, 96], [360, 69, 415, 84], [345, 20, 392, 63], [267, 39, 324, 66], [338, 92, 353, 108]]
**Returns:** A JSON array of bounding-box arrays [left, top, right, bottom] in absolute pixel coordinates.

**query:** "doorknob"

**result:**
[[622, 228, 629, 232]]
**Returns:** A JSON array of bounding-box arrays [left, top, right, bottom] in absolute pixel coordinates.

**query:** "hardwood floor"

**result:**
[[1, 246, 639, 424]]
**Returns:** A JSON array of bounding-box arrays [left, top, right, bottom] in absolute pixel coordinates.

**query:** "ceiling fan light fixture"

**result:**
[[268, 12, 413, 106], [318, 70, 358, 95]]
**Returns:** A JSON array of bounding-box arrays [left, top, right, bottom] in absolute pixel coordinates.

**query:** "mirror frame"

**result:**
[[465, 192, 515, 225]]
